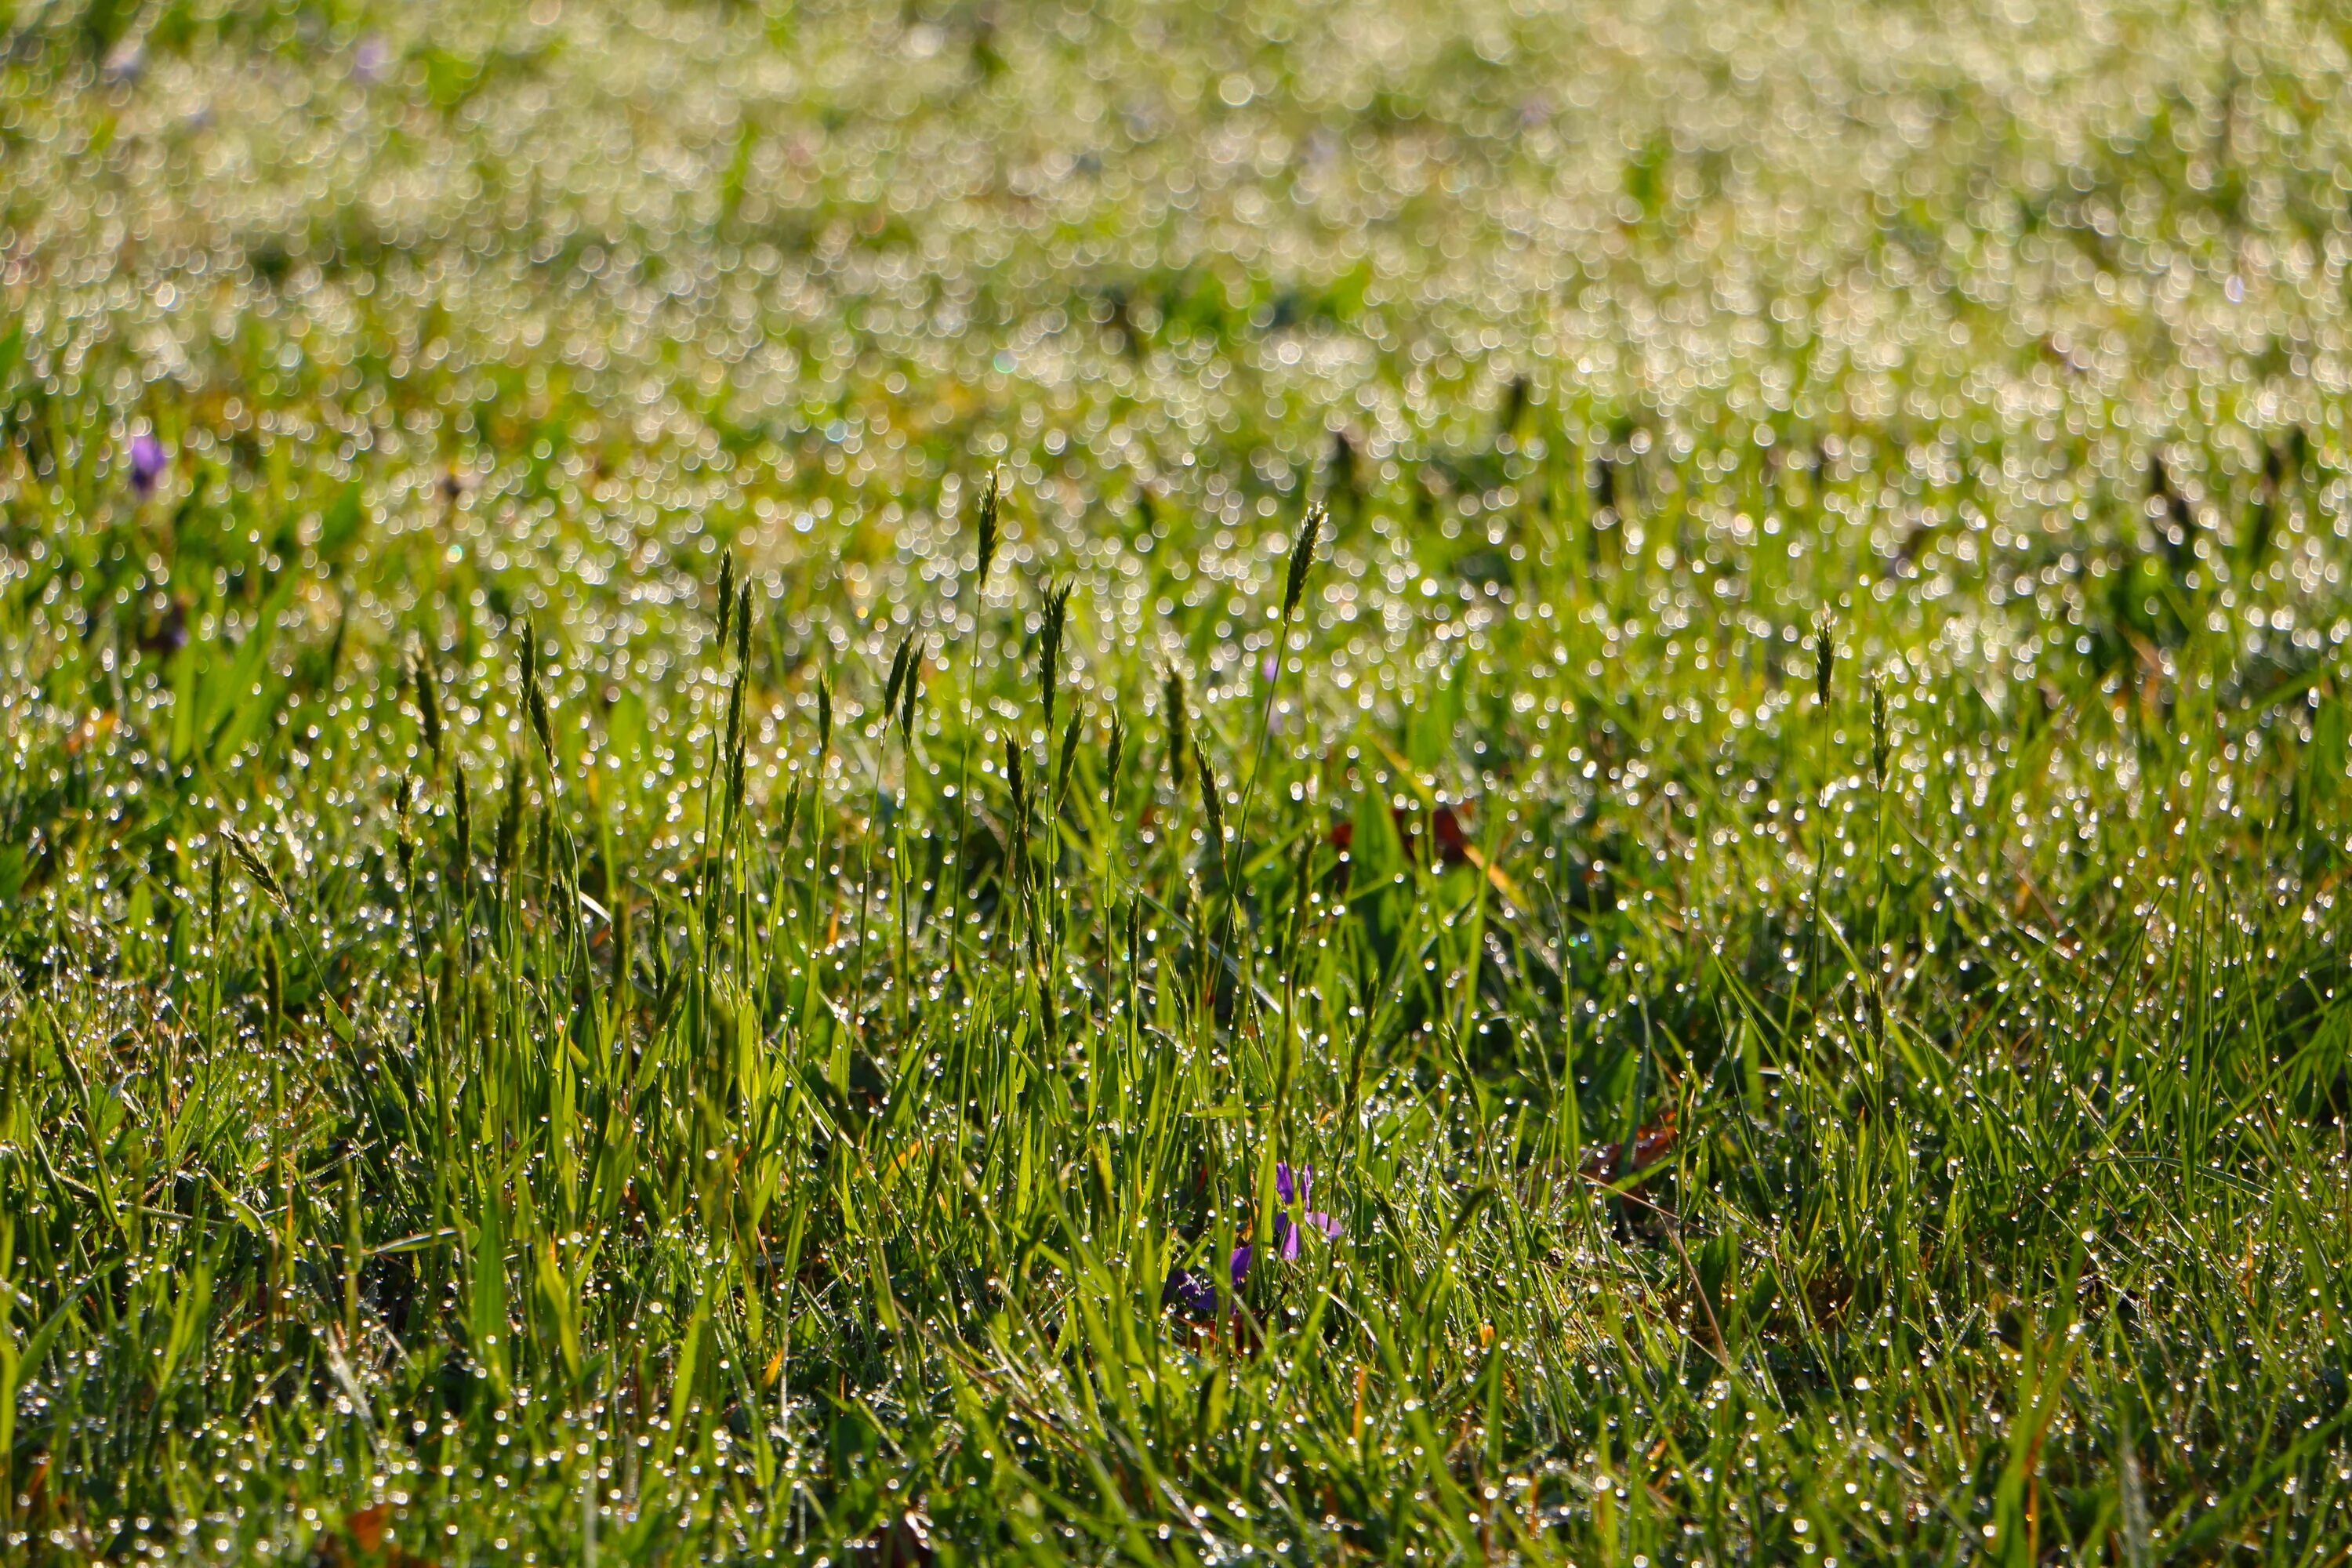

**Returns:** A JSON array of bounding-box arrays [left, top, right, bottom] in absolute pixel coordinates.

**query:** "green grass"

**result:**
[[4, 0, 2352, 1561]]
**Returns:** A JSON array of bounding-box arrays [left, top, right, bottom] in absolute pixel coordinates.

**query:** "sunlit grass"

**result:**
[[2, 0, 2351, 1562]]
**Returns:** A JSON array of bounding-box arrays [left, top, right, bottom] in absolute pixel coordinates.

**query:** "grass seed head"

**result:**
[[975, 469, 1002, 586], [411, 649, 443, 762], [394, 775, 416, 879], [884, 633, 913, 727], [495, 754, 525, 877], [522, 626, 554, 761], [1057, 712, 1082, 802], [717, 551, 735, 648], [1326, 429, 1359, 508], [451, 768, 472, 880], [1814, 614, 1835, 706], [1499, 372, 1531, 440], [728, 724, 748, 820], [1192, 735, 1224, 862], [222, 824, 288, 910], [1163, 667, 1190, 792], [724, 669, 746, 760], [1105, 709, 1125, 806], [1283, 503, 1325, 623], [898, 640, 920, 743], [1040, 581, 1071, 739], [1004, 738, 1030, 898], [1871, 677, 1890, 787], [816, 670, 833, 765], [777, 779, 803, 852]]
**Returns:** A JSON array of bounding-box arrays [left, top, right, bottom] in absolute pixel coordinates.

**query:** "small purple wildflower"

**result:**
[[129, 434, 169, 498], [1160, 1243, 1252, 1319], [1272, 1163, 1342, 1261], [144, 597, 189, 656], [102, 39, 146, 85], [1163, 1163, 1341, 1319], [354, 34, 390, 84], [1161, 1264, 1213, 1318]]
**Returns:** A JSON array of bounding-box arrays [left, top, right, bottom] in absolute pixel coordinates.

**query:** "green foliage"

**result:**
[[2, 0, 2351, 1563]]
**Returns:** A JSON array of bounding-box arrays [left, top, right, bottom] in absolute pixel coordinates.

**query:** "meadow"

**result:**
[[3, 0, 2352, 1560]]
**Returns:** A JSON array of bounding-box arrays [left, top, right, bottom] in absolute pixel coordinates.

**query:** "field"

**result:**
[[5, 0, 2352, 1560]]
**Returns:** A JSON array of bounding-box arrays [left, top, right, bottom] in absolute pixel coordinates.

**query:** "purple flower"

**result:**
[[1163, 1163, 1341, 1319], [1160, 1243, 1254, 1319], [1272, 1163, 1342, 1261], [102, 39, 145, 85], [1161, 1264, 1214, 1318], [128, 434, 168, 497], [354, 34, 390, 84]]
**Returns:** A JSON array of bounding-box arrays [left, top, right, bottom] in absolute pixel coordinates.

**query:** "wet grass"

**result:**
[[3, 0, 2352, 1562]]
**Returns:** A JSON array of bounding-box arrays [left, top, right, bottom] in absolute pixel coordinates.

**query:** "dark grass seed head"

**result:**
[[523, 629, 554, 762], [1004, 739, 1028, 828], [450, 768, 472, 877], [1105, 709, 1125, 805], [1325, 428, 1358, 505], [394, 775, 416, 878], [495, 755, 525, 877], [898, 641, 920, 743], [411, 650, 443, 761], [1192, 735, 1224, 863], [1163, 667, 1190, 793], [1871, 677, 1890, 787], [1004, 739, 1031, 896], [1057, 712, 1082, 802], [1040, 581, 1072, 741], [816, 670, 833, 765]]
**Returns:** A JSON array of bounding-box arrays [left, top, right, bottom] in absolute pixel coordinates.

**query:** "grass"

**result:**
[[3, 0, 2352, 1561]]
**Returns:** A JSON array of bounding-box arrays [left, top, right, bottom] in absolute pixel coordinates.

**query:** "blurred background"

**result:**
[[5, 0, 2347, 616]]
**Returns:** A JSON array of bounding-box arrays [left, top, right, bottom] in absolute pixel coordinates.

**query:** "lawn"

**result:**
[[3, 0, 2351, 1561]]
